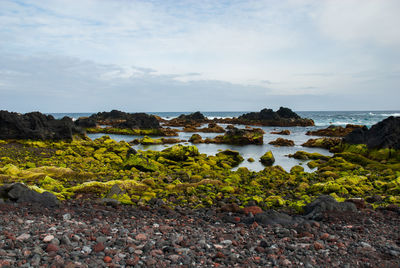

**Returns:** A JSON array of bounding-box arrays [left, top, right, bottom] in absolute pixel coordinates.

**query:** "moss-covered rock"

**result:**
[[260, 151, 275, 166]]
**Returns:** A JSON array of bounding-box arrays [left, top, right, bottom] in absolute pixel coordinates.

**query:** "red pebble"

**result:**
[[314, 241, 324, 250], [320, 233, 329, 240], [93, 242, 105, 252], [46, 244, 59, 253], [103, 256, 112, 263]]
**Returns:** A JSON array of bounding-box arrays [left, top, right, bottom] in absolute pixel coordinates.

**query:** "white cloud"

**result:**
[[0, 0, 399, 111]]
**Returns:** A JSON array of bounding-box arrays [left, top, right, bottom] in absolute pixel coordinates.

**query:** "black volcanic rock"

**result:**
[[234, 107, 314, 126], [75, 117, 97, 128], [276, 107, 300, 119], [177, 111, 206, 121], [89, 110, 160, 129], [344, 116, 400, 149], [0, 110, 85, 140], [239, 108, 280, 121]]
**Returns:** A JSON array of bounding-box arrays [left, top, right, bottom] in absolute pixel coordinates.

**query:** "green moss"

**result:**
[[161, 145, 199, 161], [260, 151, 275, 166], [290, 165, 304, 174], [265, 195, 286, 207]]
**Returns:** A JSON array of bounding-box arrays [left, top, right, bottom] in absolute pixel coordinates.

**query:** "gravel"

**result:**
[[0, 200, 399, 267]]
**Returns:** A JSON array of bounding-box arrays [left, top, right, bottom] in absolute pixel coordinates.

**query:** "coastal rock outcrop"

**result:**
[[214, 127, 264, 145], [87, 110, 160, 129], [0, 110, 85, 140], [232, 107, 314, 127], [306, 124, 363, 137], [344, 116, 400, 149], [163, 112, 208, 127]]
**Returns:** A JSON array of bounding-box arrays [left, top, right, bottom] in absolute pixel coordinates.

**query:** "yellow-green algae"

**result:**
[[0, 137, 399, 210]]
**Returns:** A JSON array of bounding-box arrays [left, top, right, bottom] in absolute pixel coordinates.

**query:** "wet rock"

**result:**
[[307, 124, 363, 137]]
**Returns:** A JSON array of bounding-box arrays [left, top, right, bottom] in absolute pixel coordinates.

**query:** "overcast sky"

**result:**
[[1, 0, 399, 112]]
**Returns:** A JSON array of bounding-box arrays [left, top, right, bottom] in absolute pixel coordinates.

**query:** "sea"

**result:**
[[49, 110, 400, 172]]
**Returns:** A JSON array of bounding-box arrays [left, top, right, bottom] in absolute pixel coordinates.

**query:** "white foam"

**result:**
[[380, 113, 400, 117]]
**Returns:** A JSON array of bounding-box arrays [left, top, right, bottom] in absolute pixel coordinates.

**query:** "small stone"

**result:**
[[16, 233, 31, 241], [320, 233, 329, 240], [168, 254, 180, 262], [314, 241, 324, 250], [135, 233, 147, 241], [96, 236, 108, 243], [63, 213, 71, 221], [46, 243, 59, 253], [82, 246, 92, 254], [43, 235, 55, 242], [134, 250, 143, 255], [93, 243, 105, 252], [103, 256, 112, 263], [215, 252, 225, 259]]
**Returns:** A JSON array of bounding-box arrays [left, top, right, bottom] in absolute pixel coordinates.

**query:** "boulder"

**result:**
[[268, 138, 294, 147], [189, 134, 203, 144], [254, 210, 296, 225], [260, 151, 275, 166], [0, 183, 59, 207], [0, 110, 85, 140], [178, 111, 205, 121], [344, 116, 400, 149], [304, 195, 357, 220]]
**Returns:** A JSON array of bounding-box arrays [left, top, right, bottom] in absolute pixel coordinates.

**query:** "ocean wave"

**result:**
[[380, 113, 400, 117]]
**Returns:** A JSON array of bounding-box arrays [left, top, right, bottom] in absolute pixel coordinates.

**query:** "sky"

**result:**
[[0, 0, 399, 112]]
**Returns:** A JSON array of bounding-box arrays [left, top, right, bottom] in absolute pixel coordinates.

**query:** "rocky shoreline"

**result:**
[[0, 109, 400, 266], [0, 199, 399, 267]]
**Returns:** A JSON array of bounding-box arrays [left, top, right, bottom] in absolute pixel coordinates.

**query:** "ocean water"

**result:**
[[50, 110, 400, 172]]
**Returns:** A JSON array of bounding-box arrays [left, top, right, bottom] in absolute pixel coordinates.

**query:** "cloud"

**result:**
[[0, 0, 399, 111]]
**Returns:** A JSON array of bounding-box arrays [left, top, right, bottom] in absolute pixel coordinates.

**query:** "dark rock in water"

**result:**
[[304, 195, 357, 220], [0, 110, 85, 140], [276, 107, 301, 119], [178, 111, 206, 121], [89, 110, 160, 129], [260, 151, 275, 166], [344, 116, 400, 149], [75, 117, 97, 128], [270, 129, 290, 135], [302, 137, 341, 150], [236, 107, 314, 126], [268, 138, 295, 147], [213, 126, 264, 145], [0, 183, 59, 207], [306, 124, 363, 137]]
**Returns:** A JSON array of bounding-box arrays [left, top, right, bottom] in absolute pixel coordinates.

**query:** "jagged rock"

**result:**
[[0, 183, 59, 207], [344, 116, 400, 149], [178, 111, 205, 121], [304, 195, 357, 220], [0, 110, 85, 140], [306, 124, 363, 137], [89, 110, 160, 129], [214, 127, 264, 145], [164, 112, 207, 127], [75, 117, 98, 128], [233, 107, 314, 126]]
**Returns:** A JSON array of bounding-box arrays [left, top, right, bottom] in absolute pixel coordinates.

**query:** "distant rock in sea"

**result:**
[[83, 110, 160, 129], [0, 110, 85, 140], [215, 107, 314, 127]]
